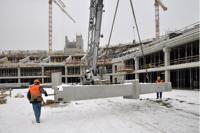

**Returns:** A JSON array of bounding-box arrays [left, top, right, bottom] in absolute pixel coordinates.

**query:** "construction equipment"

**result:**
[[82, 0, 104, 84], [87, 0, 104, 75], [154, 0, 167, 39], [84, 0, 167, 84], [48, 0, 75, 54]]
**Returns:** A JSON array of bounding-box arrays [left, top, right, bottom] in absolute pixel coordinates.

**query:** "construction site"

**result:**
[[0, 22, 199, 89], [0, 0, 199, 133]]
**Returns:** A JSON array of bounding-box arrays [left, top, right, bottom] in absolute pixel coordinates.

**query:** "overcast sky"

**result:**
[[0, 0, 199, 51]]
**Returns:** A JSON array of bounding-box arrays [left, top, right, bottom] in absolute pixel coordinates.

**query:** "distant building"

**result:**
[[64, 35, 84, 54]]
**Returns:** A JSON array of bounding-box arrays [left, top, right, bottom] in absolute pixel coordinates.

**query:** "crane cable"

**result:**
[[102, 0, 149, 82], [129, 0, 149, 82], [103, 0, 120, 68]]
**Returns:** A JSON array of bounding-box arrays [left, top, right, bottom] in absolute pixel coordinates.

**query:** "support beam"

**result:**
[[41, 66, 44, 83], [134, 57, 139, 79], [17, 67, 21, 84], [163, 47, 171, 82], [65, 66, 68, 83]]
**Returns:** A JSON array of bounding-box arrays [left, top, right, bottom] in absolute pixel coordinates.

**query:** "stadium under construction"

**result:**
[[0, 22, 199, 89]]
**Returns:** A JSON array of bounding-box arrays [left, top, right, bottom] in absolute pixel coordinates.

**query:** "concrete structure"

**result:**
[[53, 72, 171, 102], [110, 22, 199, 89], [0, 54, 86, 85], [0, 22, 199, 89]]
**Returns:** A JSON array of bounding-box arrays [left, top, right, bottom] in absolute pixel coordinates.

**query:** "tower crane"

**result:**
[[154, 0, 167, 39], [48, 0, 76, 54]]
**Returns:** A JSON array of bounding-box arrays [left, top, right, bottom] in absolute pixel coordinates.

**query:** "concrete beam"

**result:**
[[52, 72, 172, 102]]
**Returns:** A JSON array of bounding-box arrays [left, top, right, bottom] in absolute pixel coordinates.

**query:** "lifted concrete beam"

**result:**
[[52, 72, 172, 102]]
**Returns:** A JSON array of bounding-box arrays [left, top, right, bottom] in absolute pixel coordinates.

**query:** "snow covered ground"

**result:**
[[0, 89, 199, 133]]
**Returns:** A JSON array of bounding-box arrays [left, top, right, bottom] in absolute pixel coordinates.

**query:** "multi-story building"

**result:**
[[109, 22, 199, 89], [0, 22, 199, 89]]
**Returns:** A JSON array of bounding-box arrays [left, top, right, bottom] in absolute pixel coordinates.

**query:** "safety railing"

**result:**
[[139, 61, 164, 69], [65, 60, 81, 65], [170, 55, 199, 65], [117, 65, 134, 72], [97, 58, 112, 65]]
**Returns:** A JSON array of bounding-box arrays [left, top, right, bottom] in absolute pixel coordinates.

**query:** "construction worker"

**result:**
[[155, 76, 164, 99], [27, 79, 48, 123]]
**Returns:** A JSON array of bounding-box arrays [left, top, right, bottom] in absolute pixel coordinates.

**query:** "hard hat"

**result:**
[[34, 79, 40, 84], [86, 69, 90, 73]]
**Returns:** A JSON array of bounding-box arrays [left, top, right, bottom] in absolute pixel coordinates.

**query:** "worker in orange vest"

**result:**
[[27, 79, 48, 123], [155, 75, 164, 99]]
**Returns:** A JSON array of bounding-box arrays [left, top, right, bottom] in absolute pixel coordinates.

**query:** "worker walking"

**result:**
[[27, 79, 48, 123], [155, 76, 164, 99]]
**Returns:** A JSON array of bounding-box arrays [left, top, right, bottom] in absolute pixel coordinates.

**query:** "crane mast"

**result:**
[[87, 0, 104, 75], [49, 0, 53, 54], [154, 0, 167, 39], [48, 0, 75, 55]]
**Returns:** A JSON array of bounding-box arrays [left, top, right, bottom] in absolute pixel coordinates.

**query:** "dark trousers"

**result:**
[[156, 92, 162, 99], [32, 102, 41, 123]]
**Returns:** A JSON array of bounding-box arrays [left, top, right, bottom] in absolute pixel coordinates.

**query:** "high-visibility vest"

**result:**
[[30, 85, 41, 97]]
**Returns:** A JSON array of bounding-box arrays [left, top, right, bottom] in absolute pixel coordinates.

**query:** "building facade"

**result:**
[[110, 23, 199, 89], [0, 23, 199, 89]]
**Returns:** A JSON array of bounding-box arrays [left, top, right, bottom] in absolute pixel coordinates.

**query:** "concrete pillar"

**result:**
[[41, 66, 44, 83], [165, 70, 170, 82], [65, 66, 68, 83], [134, 57, 139, 79], [163, 47, 171, 66], [163, 47, 171, 82], [52, 72, 62, 102], [17, 67, 21, 84]]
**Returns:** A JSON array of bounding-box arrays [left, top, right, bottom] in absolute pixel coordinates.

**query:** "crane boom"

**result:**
[[157, 0, 167, 11], [87, 0, 104, 75], [53, 0, 76, 23]]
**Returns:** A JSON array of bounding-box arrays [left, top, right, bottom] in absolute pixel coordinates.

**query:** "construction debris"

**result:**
[[14, 93, 24, 98], [42, 99, 55, 106], [0, 89, 12, 104]]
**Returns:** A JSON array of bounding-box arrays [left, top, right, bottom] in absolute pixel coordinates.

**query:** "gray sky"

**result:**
[[0, 0, 199, 51]]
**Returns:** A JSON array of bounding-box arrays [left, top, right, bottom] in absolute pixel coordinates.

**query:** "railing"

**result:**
[[170, 55, 199, 65], [140, 62, 164, 69], [65, 60, 81, 65], [117, 65, 134, 72], [97, 59, 112, 65], [0, 73, 18, 77], [67, 72, 80, 75]]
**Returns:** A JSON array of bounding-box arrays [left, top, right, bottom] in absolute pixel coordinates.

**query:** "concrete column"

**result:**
[[134, 57, 139, 79], [163, 47, 171, 66], [51, 72, 62, 102], [17, 67, 21, 84], [163, 47, 171, 82], [41, 66, 44, 83], [165, 70, 170, 82], [65, 66, 68, 83]]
